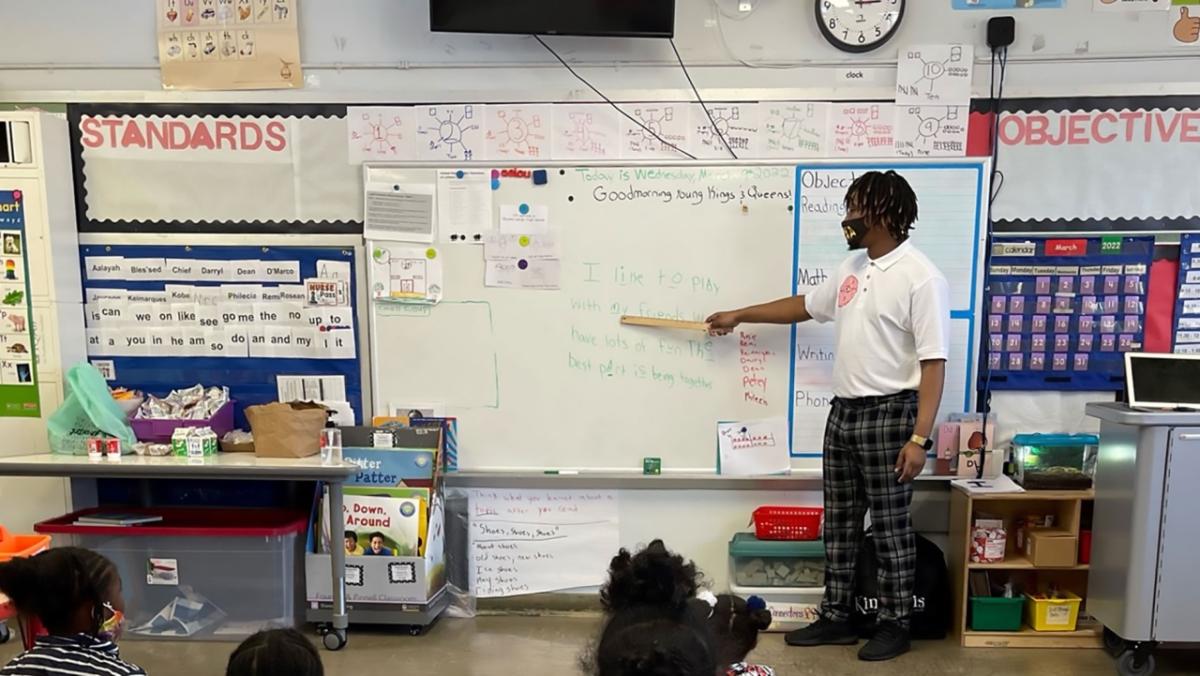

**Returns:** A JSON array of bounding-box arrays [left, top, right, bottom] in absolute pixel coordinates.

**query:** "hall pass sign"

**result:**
[[79, 115, 293, 163]]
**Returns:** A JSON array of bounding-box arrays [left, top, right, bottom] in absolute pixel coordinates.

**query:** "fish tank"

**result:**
[[1011, 434, 1099, 490]]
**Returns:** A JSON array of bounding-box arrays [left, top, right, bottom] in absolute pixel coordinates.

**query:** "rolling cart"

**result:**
[[304, 493, 448, 647], [1086, 404, 1200, 676]]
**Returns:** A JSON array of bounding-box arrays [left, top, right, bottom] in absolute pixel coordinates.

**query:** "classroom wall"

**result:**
[[0, 1, 1158, 592], [0, 1, 1197, 100]]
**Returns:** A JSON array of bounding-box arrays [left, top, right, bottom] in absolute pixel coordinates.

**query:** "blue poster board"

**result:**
[[983, 236, 1154, 391], [78, 244, 362, 428], [1174, 233, 1200, 354]]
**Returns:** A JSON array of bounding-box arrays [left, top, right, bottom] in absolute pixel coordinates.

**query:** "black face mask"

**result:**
[[842, 216, 869, 251]]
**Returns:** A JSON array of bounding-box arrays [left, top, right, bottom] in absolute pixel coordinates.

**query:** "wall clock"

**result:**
[[816, 0, 905, 54]]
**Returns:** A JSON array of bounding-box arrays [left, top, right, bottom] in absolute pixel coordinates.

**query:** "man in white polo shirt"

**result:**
[[706, 170, 949, 661]]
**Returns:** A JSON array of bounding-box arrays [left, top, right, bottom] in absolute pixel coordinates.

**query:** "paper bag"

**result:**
[[245, 402, 328, 458]]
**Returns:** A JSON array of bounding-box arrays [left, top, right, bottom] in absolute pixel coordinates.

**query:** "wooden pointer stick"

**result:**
[[619, 315, 710, 332]]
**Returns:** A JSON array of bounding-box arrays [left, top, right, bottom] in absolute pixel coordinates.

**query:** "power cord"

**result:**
[[532, 34, 698, 160], [669, 38, 738, 159], [978, 43, 1009, 479]]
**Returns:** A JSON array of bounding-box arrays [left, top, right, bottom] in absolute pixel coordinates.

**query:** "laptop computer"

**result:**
[[1125, 352, 1200, 410]]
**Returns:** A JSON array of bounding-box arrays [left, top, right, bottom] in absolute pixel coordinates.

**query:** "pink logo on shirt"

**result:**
[[837, 275, 859, 308]]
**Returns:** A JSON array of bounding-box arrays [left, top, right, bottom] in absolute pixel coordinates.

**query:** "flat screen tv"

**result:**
[[430, 0, 675, 38]]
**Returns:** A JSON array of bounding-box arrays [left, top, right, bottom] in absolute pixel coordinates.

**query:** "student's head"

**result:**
[[368, 532, 386, 553], [842, 170, 919, 250], [343, 531, 357, 551], [0, 547, 124, 638], [693, 593, 773, 668], [227, 628, 323, 676], [585, 540, 716, 676]]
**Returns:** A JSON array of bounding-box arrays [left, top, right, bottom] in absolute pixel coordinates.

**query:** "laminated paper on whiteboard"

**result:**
[[164, 284, 196, 303], [483, 233, 559, 260], [194, 260, 230, 282], [229, 260, 264, 282], [291, 326, 318, 358], [498, 204, 550, 235], [126, 290, 168, 305], [261, 260, 301, 283], [86, 288, 127, 304], [222, 284, 263, 304]]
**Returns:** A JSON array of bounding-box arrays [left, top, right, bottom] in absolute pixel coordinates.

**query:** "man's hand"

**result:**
[[894, 442, 927, 483], [705, 310, 741, 336]]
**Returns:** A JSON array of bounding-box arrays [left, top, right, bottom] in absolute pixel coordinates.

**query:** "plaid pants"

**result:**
[[819, 391, 918, 628]]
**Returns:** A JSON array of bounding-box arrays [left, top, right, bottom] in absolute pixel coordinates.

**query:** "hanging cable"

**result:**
[[669, 38, 737, 159], [533, 34, 697, 160], [978, 44, 1009, 479]]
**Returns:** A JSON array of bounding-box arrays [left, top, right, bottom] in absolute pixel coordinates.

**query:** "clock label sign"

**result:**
[[816, 0, 906, 54]]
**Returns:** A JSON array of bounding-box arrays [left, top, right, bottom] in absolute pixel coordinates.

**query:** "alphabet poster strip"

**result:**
[[0, 191, 40, 417], [156, 0, 303, 90]]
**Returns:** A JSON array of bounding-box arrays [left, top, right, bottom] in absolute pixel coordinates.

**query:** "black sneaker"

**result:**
[[857, 622, 910, 661], [784, 617, 859, 647]]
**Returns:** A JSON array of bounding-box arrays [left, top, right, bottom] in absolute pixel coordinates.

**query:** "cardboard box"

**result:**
[[1027, 529, 1078, 567]]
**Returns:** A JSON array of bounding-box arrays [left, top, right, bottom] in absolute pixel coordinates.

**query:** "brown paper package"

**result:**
[[245, 401, 329, 458]]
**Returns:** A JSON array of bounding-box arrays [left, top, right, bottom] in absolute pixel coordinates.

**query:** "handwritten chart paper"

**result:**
[[895, 45, 974, 105], [347, 107, 417, 163], [620, 103, 692, 160], [830, 104, 895, 157], [468, 489, 619, 597], [417, 105, 483, 162], [895, 105, 968, 157], [691, 104, 761, 159], [761, 102, 830, 158], [552, 104, 620, 160], [486, 105, 551, 160], [717, 418, 790, 476]]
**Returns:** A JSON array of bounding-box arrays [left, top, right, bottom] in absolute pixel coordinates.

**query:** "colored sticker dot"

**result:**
[[519, 203, 530, 215], [455, 170, 464, 179], [518, 236, 531, 247], [491, 169, 500, 179], [517, 259, 529, 270], [491, 178, 501, 190], [425, 248, 437, 260]]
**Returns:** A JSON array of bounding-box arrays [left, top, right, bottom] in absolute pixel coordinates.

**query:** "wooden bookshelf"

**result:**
[[949, 485, 1102, 649]]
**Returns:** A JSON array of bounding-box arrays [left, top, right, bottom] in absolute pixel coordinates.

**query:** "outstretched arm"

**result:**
[[706, 296, 812, 335]]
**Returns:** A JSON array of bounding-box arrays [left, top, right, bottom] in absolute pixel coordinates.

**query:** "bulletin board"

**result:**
[[78, 242, 365, 427]]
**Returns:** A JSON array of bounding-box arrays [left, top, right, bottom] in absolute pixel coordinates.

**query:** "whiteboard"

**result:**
[[367, 161, 987, 471], [791, 161, 989, 456]]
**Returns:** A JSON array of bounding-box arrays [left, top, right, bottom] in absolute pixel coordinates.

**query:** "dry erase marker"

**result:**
[[544, 470, 580, 475]]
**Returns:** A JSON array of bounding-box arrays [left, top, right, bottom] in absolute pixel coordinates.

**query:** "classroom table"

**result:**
[[0, 453, 358, 650]]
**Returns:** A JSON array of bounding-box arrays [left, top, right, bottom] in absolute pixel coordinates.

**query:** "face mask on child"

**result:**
[[98, 602, 125, 642]]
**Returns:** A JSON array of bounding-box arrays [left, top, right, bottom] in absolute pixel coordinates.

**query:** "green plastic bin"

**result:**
[[969, 596, 1025, 631]]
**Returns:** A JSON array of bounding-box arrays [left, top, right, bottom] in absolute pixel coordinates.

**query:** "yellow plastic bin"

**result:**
[[1025, 592, 1082, 632]]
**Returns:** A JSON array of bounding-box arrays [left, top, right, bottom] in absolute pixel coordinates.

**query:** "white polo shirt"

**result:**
[[805, 241, 950, 398]]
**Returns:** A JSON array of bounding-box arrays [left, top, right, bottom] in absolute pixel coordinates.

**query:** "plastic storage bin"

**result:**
[[752, 506, 824, 541], [969, 596, 1024, 631], [36, 508, 305, 641], [729, 532, 825, 588], [130, 400, 235, 442], [1025, 591, 1082, 632], [1011, 434, 1098, 490]]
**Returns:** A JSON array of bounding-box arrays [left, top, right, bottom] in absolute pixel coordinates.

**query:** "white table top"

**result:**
[[0, 453, 358, 481]]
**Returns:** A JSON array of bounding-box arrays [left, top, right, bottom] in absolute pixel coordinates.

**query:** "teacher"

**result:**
[[706, 170, 949, 662]]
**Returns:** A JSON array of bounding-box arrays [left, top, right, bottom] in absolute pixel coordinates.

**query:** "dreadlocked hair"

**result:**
[[0, 547, 119, 635], [844, 170, 919, 243]]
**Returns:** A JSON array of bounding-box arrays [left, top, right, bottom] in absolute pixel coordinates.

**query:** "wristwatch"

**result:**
[[910, 434, 934, 451]]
